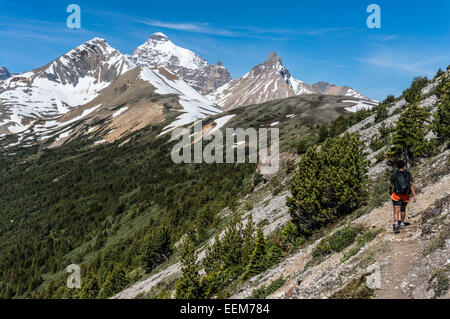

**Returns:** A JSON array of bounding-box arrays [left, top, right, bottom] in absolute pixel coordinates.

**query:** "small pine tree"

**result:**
[[241, 215, 256, 265], [433, 76, 450, 146], [174, 237, 203, 299], [386, 101, 431, 166], [287, 133, 368, 235], [318, 125, 329, 143], [80, 266, 99, 299], [297, 140, 308, 155], [142, 226, 171, 272], [244, 228, 267, 278], [382, 94, 396, 105], [435, 68, 444, 79], [375, 103, 389, 123], [403, 76, 428, 103], [98, 264, 127, 299]]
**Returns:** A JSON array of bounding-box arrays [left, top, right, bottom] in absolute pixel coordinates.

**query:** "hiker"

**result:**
[[389, 160, 417, 234]]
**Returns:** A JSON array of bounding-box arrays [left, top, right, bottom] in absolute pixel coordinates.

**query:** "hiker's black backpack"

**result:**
[[394, 171, 411, 194]]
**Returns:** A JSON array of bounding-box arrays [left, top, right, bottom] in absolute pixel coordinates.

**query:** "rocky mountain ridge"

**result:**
[[207, 52, 372, 110], [0, 38, 135, 136], [0, 67, 10, 81], [132, 33, 232, 95]]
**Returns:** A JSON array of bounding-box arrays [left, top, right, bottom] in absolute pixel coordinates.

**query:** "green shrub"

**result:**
[[403, 76, 428, 103], [429, 268, 449, 298], [433, 76, 450, 145], [245, 202, 254, 211], [382, 94, 396, 105], [369, 135, 385, 152], [375, 151, 385, 164], [328, 226, 364, 252], [375, 103, 389, 123], [331, 274, 375, 299], [250, 278, 285, 299], [386, 101, 432, 166], [287, 133, 368, 235], [341, 229, 381, 262]]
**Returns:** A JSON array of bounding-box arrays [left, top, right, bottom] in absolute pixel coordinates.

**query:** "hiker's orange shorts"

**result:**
[[392, 193, 410, 207]]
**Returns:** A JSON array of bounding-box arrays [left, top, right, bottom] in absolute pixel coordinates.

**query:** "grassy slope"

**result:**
[[0, 94, 366, 298]]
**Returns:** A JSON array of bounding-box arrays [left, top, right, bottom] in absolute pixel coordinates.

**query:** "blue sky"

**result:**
[[0, 0, 449, 100]]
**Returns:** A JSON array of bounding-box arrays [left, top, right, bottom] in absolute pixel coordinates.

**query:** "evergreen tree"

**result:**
[[318, 125, 329, 143], [386, 101, 431, 166], [287, 133, 368, 235], [403, 76, 428, 103], [142, 226, 171, 272], [244, 228, 267, 278], [80, 266, 99, 299], [375, 103, 389, 123], [174, 237, 203, 299], [382, 94, 395, 104], [98, 264, 127, 299], [241, 215, 256, 265], [433, 76, 450, 146]]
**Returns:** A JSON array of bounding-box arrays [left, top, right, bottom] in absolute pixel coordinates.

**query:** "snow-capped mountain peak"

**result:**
[[0, 38, 136, 135], [131, 32, 232, 95], [0, 67, 10, 81], [208, 52, 373, 110], [134, 32, 207, 71], [208, 52, 314, 110]]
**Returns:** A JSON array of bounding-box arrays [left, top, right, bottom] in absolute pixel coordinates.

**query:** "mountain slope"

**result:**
[[0, 67, 10, 81], [207, 52, 313, 110], [207, 52, 373, 110], [132, 32, 232, 95], [113, 69, 449, 300], [1, 66, 222, 149], [312, 81, 369, 100], [0, 38, 135, 135]]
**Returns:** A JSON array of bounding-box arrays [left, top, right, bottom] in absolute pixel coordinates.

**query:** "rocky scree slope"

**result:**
[[114, 71, 449, 299]]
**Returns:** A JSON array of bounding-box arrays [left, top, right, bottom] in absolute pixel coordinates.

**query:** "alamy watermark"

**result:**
[[171, 121, 280, 175], [66, 4, 81, 29], [367, 4, 381, 29], [66, 264, 81, 289]]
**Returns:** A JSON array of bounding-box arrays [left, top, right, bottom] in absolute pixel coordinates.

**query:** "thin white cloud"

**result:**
[[133, 17, 352, 39], [0, 16, 97, 44], [136, 19, 238, 37], [358, 46, 448, 76]]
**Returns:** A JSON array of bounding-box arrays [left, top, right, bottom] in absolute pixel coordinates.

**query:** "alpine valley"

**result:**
[[1, 32, 449, 301]]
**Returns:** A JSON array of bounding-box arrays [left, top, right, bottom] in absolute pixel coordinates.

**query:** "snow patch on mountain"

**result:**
[[0, 38, 136, 135], [139, 67, 222, 135], [132, 33, 231, 95], [0, 67, 10, 81], [343, 99, 379, 113]]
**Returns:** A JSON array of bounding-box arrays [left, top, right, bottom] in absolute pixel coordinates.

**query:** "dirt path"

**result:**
[[371, 174, 450, 299], [259, 173, 450, 299], [375, 237, 418, 299]]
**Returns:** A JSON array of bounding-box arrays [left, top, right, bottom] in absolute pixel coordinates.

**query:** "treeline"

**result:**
[[0, 130, 256, 298], [174, 216, 288, 299], [167, 67, 450, 299]]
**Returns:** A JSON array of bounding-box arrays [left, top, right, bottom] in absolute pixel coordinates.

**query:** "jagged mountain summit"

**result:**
[[0, 67, 10, 81], [0, 37, 221, 141], [207, 52, 372, 110], [207, 52, 313, 110], [131, 32, 232, 95], [0, 38, 135, 135], [5, 66, 221, 149], [0, 38, 222, 147]]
